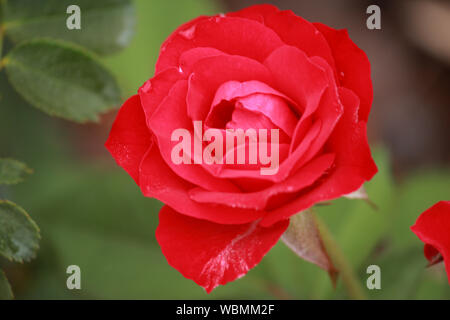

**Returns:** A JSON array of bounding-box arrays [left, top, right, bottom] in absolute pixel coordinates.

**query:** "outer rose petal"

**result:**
[[105, 95, 151, 184], [138, 67, 182, 121], [411, 201, 450, 284], [313, 22, 373, 122], [179, 47, 225, 75], [229, 4, 336, 71], [156, 15, 210, 73], [156, 16, 284, 74], [156, 205, 289, 293], [327, 88, 377, 180]]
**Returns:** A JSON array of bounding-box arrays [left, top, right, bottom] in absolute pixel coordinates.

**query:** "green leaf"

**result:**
[[1, 0, 135, 55], [0, 200, 40, 262], [0, 158, 32, 185], [4, 39, 121, 123], [0, 269, 13, 300]]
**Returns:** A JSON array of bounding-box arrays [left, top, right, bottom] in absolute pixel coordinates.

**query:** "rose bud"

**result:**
[[411, 201, 450, 285]]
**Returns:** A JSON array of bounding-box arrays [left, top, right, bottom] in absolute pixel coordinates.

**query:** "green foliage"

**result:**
[[0, 0, 133, 123], [0, 200, 40, 263], [1, 0, 135, 55], [4, 39, 121, 123], [0, 269, 13, 300], [0, 158, 32, 185], [373, 169, 450, 300]]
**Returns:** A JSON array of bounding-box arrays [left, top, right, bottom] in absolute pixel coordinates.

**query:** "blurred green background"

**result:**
[[1, 0, 449, 299]]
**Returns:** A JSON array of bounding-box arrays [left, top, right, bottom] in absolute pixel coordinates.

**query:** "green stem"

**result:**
[[314, 213, 368, 300], [0, 26, 3, 63], [0, 57, 6, 72]]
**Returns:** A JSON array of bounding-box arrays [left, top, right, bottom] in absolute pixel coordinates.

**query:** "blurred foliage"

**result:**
[[0, 159, 32, 185], [0, 0, 135, 297], [0, 0, 449, 300], [0, 200, 40, 263], [0, 269, 13, 299], [1, 0, 130, 122], [4, 39, 121, 122], [2, 0, 135, 55]]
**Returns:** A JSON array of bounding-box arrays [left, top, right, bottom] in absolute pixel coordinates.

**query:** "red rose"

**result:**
[[411, 201, 450, 285], [105, 4, 377, 292]]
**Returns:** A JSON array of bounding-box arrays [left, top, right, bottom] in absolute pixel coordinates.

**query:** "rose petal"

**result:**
[[327, 88, 377, 178], [149, 80, 239, 192], [156, 16, 284, 74], [203, 119, 322, 183], [261, 87, 377, 226], [211, 80, 297, 110], [105, 95, 151, 184], [236, 94, 298, 137], [207, 80, 299, 137], [179, 47, 225, 75], [264, 45, 328, 118], [229, 4, 336, 71], [288, 56, 343, 167], [138, 67, 182, 122], [411, 201, 450, 284], [156, 15, 210, 73], [139, 142, 265, 225], [313, 23, 373, 122], [156, 205, 289, 293], [189, 153, 335, 210], [187, 54, 272, 121]]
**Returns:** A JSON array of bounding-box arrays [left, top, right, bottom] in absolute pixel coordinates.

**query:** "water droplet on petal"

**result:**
[[142, 80, 152, 92], [179, 25, 196, 40]]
